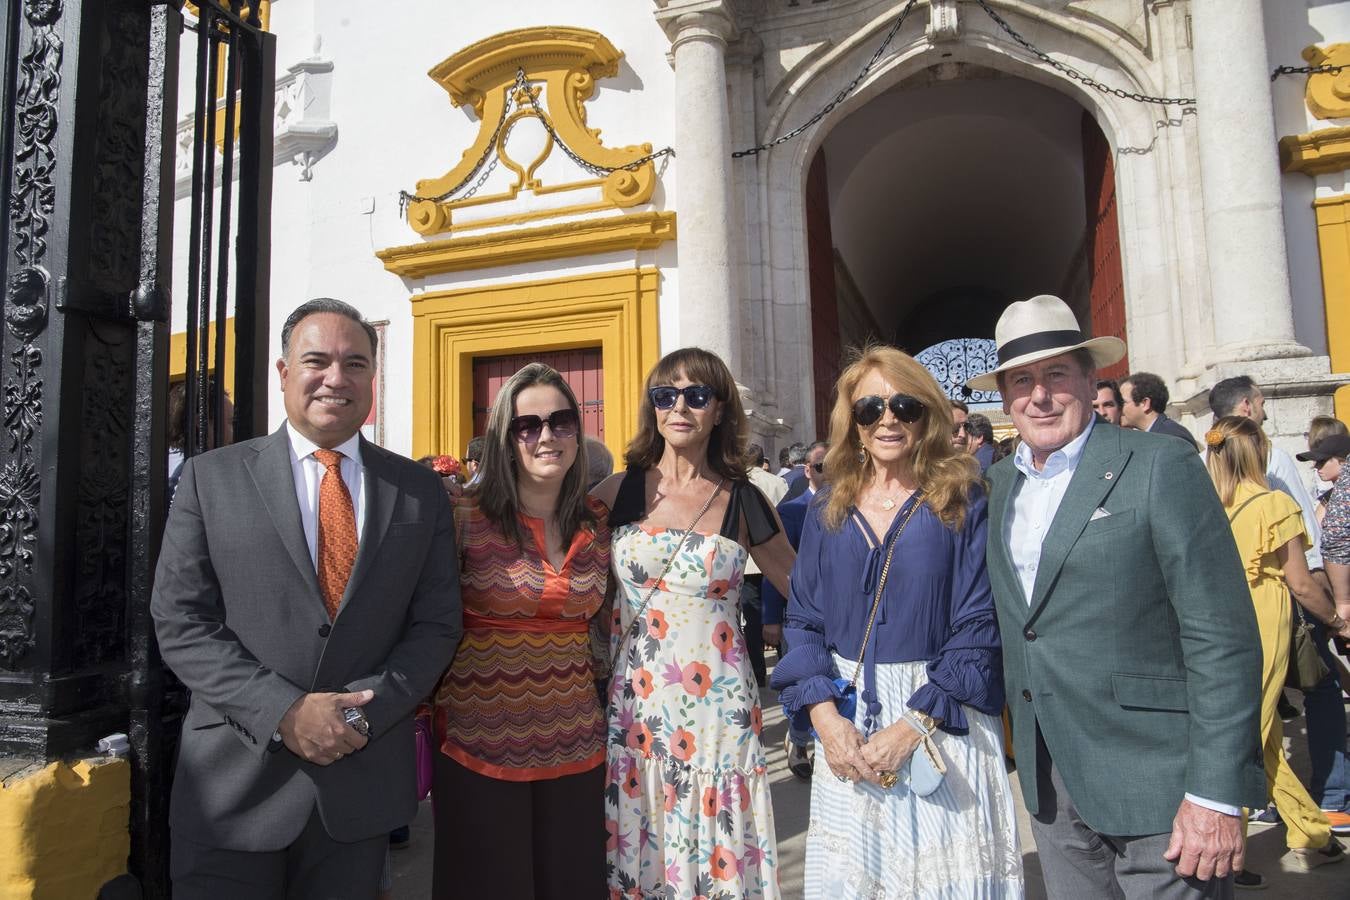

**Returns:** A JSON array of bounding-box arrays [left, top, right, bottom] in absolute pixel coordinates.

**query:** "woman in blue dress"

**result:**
[[772, 345, 1023, 898]]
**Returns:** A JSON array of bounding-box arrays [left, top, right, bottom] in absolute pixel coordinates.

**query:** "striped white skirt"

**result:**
[[804, 658, 1024, 899]]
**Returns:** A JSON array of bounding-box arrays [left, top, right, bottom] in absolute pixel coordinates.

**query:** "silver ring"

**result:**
[[835, 774, 849, 783]]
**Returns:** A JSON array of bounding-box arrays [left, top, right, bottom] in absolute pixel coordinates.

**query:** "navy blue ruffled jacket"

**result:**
[[769, 488, 1005, 735]]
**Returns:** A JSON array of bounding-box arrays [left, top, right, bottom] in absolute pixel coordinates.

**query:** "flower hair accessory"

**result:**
[[1204, 429, 1226, 451], [431, 455, 461, 478]]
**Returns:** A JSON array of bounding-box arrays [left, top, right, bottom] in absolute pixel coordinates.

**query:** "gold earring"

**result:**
[[857, 446, 867, 464]]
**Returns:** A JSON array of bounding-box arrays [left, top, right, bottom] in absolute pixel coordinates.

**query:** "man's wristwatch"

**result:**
[[343, 706, 370, 737]]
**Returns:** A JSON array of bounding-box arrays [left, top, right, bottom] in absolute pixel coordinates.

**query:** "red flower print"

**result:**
[[622, 762, 642, 799], [711, 621, 736, 656], [707, 579, 732, 600], [701, 786, 720, 818], [710, 846, 739, 881], [664, 782, 678, 813], [605, 819, 619, 852], [647, 609, 669, 639], [669, 727, 697, 761], [681, 661, 712, 698], [750, 704, 763, 735], [631, 667, 655, 699], [736, 779, 750, 811], [626, 722, 654, 757]]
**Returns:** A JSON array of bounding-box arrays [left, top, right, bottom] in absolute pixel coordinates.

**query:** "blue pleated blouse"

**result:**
[[770, 487, 1005, 735]]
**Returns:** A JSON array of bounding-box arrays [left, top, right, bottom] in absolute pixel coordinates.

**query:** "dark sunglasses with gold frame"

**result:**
[[851, 393, 926, 427]]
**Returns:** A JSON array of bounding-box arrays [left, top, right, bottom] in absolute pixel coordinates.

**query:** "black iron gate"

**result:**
[[0, 0, 272, 895]]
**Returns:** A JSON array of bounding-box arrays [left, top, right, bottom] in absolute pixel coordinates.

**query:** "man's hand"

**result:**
[[762, 623, 783, 649], [278, 689, 373, 765], [1162, 798, 1244, 880]]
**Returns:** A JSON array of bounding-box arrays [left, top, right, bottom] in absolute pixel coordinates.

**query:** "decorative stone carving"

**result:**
[[928, 0, 960, 43], [1302, 44, 1350, 121], [403, 27, 667, 237], [174, 44, 338, 197]]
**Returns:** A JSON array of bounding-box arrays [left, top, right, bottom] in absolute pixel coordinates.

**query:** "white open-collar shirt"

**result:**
[[285, 422, 366, 567]]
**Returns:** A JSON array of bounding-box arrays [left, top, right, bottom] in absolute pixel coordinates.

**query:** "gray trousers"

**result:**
[[171, 806, 386, 900], [1031, 733, 1234, 900]]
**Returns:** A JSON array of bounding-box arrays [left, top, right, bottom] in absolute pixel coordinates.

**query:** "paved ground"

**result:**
[[392, 680, 1348, 898]]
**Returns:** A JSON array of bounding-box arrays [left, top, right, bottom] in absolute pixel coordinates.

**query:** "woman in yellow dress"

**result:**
[[1204, 416, 1346, 872]]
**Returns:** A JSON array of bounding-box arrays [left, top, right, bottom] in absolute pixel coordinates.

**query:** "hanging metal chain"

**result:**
[[1272, 63, 1348, 82], [974, 0, 1195, 107], [518, 75, 675, 174], [399, 69, 674, 216], [733, 0, 920, 158]]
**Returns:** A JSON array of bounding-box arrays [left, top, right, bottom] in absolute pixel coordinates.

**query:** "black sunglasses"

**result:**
[[649, 385, 716, 411], [810, 462, 823, 474], [852, 394, 926, 427], [508, 408, 580, 444]]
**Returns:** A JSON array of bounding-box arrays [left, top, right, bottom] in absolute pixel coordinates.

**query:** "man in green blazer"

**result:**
[[970, 295, 1265, 898]]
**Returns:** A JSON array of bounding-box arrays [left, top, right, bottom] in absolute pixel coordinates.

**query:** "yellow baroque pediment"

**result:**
[[402, 27, 663, 238], [1302, 44, 1350, 121]]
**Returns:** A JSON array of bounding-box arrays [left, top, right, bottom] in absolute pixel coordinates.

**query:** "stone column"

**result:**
[[656, 1, 740, 371], [1191, 0, 1309, 362]]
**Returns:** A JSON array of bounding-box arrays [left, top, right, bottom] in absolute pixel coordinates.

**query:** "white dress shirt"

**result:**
[[285, 422, 366, 567], [1005, 417, 1096, 605], [1004, 417, 1238, 817]]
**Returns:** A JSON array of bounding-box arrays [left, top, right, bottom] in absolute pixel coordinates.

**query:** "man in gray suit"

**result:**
[[1119, 371, 1201, 452], [969, 295, 1264, 898], [152, 298, 462, 898]]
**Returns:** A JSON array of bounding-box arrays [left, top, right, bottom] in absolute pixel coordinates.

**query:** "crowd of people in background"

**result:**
[[148, 293, 1350, 899]]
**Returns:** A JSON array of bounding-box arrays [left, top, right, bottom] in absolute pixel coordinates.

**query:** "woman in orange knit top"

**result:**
[[431, 363, 610, 899]]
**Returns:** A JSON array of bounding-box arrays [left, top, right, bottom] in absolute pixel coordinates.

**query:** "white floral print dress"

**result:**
[[605, 523, 780, 900]]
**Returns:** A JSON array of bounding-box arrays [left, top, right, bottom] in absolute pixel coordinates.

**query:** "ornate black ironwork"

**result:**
[[915, 338, 1002, 404], [0, 0, 62, 671]]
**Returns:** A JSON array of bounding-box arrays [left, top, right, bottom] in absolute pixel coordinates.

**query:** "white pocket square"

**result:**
[[1090, 507, 1112, 521]]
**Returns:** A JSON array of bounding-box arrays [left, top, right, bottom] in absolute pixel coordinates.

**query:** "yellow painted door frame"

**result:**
[[1313, 196, 1350, 419], [410, 268, 660, 461]]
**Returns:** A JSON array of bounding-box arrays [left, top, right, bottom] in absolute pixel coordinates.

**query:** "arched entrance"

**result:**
[[750, 5, 1206, 437], [803, 67, 1131, 416]]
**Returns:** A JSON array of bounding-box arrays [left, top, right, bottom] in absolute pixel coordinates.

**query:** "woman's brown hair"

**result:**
[[623, 347, 748, 482], [472, 363, 596, 547], [1308, 415, 1348, 450], [1204, 415, 1269, 507], [823, 345, 980, 531]]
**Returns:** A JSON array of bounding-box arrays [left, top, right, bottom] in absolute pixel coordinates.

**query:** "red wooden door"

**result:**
[[471, 348, 604, 442], [806, 150, 841, 439], [1082, 112, 1129, 380]]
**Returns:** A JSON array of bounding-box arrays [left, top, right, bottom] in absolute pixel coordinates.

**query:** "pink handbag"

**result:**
[[414, 710, 434, 802]]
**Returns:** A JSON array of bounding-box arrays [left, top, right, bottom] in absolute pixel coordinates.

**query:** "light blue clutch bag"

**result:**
[[906, 732, 947, 796]]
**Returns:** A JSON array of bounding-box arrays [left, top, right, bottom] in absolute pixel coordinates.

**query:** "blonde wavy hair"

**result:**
[[1204, 415, 1269, 507], [822, 345, 980, 531]]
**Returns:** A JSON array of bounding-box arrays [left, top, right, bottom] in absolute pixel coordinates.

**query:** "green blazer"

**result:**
[[985, 421, 1265, 836]]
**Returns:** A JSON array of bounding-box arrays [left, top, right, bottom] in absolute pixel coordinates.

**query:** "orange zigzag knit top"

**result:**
[[434, 494, 610, 781]]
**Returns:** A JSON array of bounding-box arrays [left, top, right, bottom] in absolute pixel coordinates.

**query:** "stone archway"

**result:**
[[742, 1, 1207, 437]]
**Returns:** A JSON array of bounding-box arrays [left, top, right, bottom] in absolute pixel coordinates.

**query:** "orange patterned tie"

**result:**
[[314, 449, 357, 619]]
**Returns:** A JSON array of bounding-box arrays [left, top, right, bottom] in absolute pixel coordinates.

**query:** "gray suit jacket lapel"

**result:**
[[246, 426, 323, 603], [1027, 424, 1131, 620], [341, 437, 399, 610]]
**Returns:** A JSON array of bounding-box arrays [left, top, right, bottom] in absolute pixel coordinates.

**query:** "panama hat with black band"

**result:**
[[966, 294, 1126, 392]]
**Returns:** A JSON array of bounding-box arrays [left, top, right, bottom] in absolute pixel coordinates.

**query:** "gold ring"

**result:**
[[878, 770, 899, 789]]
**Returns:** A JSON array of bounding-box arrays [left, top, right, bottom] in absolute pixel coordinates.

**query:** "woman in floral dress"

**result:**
[[593, 347, 795, 900]]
